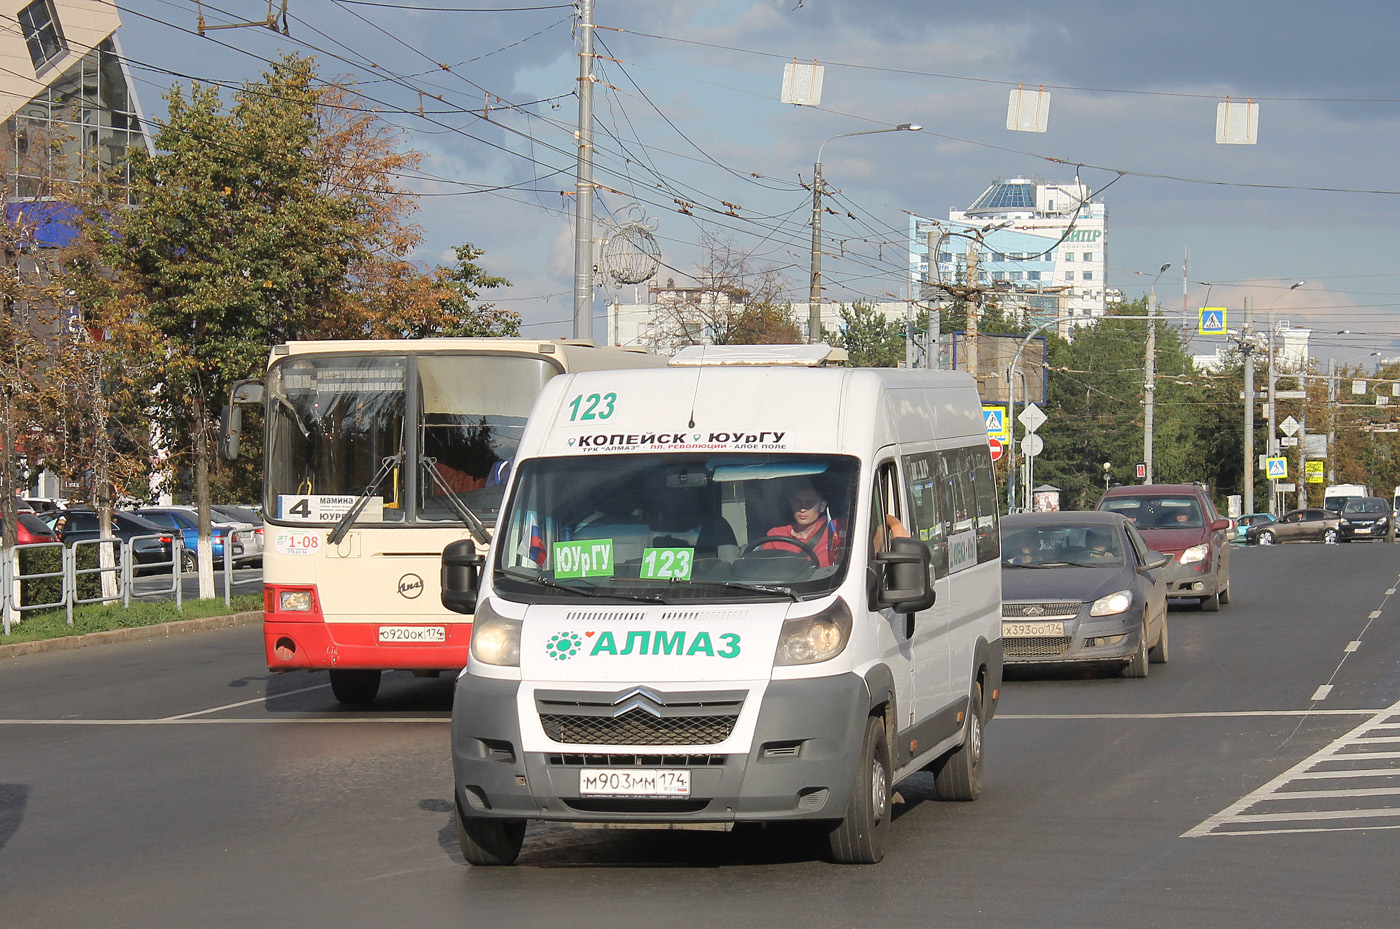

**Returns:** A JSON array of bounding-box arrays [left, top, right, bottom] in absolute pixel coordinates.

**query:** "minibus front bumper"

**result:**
[[452, 672, 872, 823]]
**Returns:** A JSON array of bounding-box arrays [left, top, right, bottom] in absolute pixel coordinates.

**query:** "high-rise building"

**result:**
[[911, 177, 1110, 333], [2, 0, 150, 225]]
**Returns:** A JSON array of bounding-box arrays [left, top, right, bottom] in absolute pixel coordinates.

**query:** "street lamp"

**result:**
[[809, 123, 921, 342], [1143, 262, 1172, 484]]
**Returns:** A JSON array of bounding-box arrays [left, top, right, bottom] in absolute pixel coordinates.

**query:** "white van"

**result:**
[[440, 345, 1003, 865], [1323, 483, 1370, 513]]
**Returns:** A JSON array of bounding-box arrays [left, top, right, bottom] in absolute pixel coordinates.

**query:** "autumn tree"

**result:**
[[76, 53, 459, 596]]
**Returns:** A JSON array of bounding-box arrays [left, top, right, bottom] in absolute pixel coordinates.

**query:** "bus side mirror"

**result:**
[[872, 536, 936, 614], [219, 404, 242, 460], [441, 539, 484, 614]]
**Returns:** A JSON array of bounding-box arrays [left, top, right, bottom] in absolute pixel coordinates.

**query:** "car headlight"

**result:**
[[1089, 589, 1133, 617], [775, 598, 853, 665], [469, 598, 522, 667], [1179, 543, 1209, 565], [1340, 518, 1352, 527]]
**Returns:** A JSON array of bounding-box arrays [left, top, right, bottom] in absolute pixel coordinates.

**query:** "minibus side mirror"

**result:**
[[441, 539, 484, 614], [872, 536, 936, 614]]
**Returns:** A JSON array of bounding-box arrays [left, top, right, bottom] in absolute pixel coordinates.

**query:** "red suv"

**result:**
[[1096, 483, 1233, 611]]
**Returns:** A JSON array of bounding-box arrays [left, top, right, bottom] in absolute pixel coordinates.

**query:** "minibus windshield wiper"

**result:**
[[678, 579, 802, 601], [328, 451, 404, 546], [500, 569, 669, 604]]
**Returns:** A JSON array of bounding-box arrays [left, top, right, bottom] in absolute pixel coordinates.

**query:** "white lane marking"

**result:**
[[1, 708, 1385, 727], [1184, 699, 1400, 838], [1345, 641, 1361, 652], [0, 717, 447, 725], [1369, 611, 1382, 619], [162, 683, 330, 720], [1311, 685, 1333, 700]]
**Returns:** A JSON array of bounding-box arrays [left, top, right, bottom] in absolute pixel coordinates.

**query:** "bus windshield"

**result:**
[[492, 453, 860, 603], [266, 352, 556, 525]]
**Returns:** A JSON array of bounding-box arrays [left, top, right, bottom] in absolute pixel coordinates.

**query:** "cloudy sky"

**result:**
[[109, 1, 1400, 364]]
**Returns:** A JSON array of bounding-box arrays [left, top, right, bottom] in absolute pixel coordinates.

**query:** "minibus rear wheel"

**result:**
[[826, 714, 890, 864], [931, 682, 984, 801]]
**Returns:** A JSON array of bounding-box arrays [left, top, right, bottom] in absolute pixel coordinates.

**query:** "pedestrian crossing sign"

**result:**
[[983, 405, 1009, 441], [1265, 456, 1288, 479], [1199, 307, 1227, 335]]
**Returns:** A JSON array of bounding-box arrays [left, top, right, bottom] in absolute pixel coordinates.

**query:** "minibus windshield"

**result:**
[[492, 454, 860, 603]]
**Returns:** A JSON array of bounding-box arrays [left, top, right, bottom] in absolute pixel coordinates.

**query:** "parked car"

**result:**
[[1233, 512, 1277, 544], [1337, 496, 1395, 542], [4, 511, 61, 545], [45, 507, 175, 570], [1096, 482, 1233, 611], [1000, 511, 1170, 678], [1248, 508, 1339, 545], [127, 505, 243, 571], [211, 504, 265, 564], [22, 496, 69, 517]]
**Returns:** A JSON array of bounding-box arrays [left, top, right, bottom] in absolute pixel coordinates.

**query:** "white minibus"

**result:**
[[440, 345, 1003, 865]]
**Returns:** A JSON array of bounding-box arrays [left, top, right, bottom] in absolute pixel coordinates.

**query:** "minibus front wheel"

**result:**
[[456, 795, 525, 866], [826, 714, 891, 864]]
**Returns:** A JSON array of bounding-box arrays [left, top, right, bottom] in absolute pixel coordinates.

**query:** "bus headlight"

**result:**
[[1179, 543, 1209, 565], [775, 598, 853, 665], [278, 590, 314, 612], [1089, 590, 1133, 617], [469, 599, 521, 667]]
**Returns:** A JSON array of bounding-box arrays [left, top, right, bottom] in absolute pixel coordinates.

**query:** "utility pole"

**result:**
[[571, 0, 596, 341], [1327, 358, 1337, 484], [1267, 310, 1278, 515], [1143, 263, 1171, 484], [964, 242, 979, 379], [1243, 297, 1255, 513]]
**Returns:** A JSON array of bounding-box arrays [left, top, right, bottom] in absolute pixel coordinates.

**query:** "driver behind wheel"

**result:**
[[761, 479, 841, 566]]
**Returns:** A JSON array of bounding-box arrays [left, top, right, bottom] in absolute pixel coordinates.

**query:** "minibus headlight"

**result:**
[[1089, 590, 1133, 617], [279, 590, 313, 612], [775, 598, 853, 666], [470, 599, 521, 667], [1179, 543, 1209, 565]]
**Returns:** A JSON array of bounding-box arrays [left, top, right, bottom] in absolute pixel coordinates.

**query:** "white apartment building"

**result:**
[[911, 178, 1110, 334]]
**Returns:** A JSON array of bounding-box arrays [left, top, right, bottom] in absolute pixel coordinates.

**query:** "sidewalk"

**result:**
[[0, 611, 263, 660]]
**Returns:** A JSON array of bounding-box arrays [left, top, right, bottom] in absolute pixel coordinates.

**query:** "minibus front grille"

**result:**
[[540, 709, 739, 746], [1004, 636, 1073, 658], [546, 754, 726, 767]]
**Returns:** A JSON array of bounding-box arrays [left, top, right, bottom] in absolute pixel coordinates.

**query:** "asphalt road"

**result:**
[[3, 542, 1399, 929]]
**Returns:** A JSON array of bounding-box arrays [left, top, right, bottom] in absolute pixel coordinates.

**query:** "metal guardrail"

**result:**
[[1, 534, 245, 634]]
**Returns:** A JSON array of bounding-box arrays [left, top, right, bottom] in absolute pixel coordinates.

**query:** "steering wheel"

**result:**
[[741, 534, 822, 568]]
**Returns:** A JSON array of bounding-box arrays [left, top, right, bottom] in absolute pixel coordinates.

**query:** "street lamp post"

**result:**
[[1143, 262, 1172, 484], [809, 123, 920, 342]]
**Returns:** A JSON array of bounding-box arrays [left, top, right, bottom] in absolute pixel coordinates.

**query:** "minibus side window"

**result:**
[[904, 452, 948, 578], [869, 459, 908, 555], [970, 450, 1000, 564]]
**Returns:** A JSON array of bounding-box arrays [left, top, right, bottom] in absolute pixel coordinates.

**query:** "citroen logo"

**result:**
[[610, 686, 665, 718]]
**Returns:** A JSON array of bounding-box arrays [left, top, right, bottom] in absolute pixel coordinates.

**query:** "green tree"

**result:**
[[432, 243, 518, 337], [825, 301, 904, 367]]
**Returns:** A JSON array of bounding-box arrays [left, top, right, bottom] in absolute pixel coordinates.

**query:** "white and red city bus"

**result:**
[[223, 338, 664, 703]]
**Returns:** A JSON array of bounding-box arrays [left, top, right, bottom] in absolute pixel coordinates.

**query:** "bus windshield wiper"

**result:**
[[328, 450, 404, 546], [677, 579, 801, 601], [501, 568, 668, 604], [419, 457, 491, 547]]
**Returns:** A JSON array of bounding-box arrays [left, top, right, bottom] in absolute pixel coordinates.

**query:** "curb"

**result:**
[[0, 611, 263, 660]]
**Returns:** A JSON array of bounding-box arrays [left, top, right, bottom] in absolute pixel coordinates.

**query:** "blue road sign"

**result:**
[[1199, 307, 1227, 335]]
